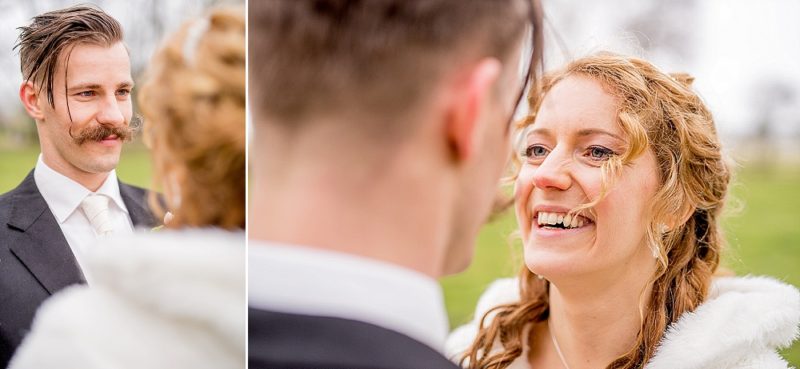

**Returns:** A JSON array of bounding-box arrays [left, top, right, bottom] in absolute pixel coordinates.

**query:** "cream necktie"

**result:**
[[80, 194, 114, 237]]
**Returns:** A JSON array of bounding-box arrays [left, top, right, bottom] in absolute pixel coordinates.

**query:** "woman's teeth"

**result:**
[[536, 211, 585, 228]]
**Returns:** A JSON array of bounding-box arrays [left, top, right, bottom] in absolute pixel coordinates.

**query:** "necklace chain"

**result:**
[[549, 322, 571, 369]]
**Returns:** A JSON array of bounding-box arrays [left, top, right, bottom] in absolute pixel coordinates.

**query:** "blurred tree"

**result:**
[[750, 78, 797, 168], [623, 0, 699, 65]]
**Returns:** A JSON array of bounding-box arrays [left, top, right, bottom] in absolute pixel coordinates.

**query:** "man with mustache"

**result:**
[[0, 5, 158, 365]]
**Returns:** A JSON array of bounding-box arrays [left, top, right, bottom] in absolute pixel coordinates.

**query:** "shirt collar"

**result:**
[[248, 241, 450, 353], [34, 155, 128, 224], [95, 168, 129, 215]]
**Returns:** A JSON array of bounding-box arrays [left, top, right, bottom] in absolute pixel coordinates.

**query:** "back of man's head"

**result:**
[[249, 0, 543, 276], [16, 5, 123, 108], [250, 0, 536, 139]]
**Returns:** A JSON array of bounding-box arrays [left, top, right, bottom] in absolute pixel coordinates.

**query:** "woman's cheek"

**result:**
[[514, 168, 535, 239], [572, 168, 604, 203]]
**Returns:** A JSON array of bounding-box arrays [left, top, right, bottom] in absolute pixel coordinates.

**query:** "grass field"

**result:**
[[441, 165, 800, 365], [0, 144, 153, 193], [1, 146, 798, 365]]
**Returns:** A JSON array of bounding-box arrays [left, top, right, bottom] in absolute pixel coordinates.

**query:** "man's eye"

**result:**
[[117, 89, 131, 97], [524, 145, 549, 158], [77, 91, 95, 97], [586, 146, 615, 161]]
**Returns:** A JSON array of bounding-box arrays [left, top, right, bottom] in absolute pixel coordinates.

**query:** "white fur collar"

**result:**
[[446, 276, 800, 369], [647, 276, 799, 368], [87, 228, 246, 350]]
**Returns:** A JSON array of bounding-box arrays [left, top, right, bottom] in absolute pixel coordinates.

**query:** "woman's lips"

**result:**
[[528, 207, 595, 238], [534, 211, 592, 228], [532, 217, 595, 238]]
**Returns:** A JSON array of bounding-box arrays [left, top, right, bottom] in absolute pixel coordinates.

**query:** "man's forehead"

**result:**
[[64, 42, 130, 67], [56, 41, 132, 86]]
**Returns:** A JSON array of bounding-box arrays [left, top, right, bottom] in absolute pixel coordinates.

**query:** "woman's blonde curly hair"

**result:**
[[138, 6, 245, 230], [462, 52, 731, 369]]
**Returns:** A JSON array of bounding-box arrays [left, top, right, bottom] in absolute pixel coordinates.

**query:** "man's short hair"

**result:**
[[15, 5, 124, 108], [250, 0, 538, 132]]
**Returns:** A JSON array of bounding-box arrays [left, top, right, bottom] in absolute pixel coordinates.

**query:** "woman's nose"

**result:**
[[531, 149, 572, 190]]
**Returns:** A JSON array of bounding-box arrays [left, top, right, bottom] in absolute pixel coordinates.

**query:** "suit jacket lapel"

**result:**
[[118, 181, 159, 229], [7, 171, 86, 294]]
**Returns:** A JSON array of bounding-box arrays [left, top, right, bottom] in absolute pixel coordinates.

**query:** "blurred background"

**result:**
[[0, 0, 242, 192], [441, 0, 800, 365]]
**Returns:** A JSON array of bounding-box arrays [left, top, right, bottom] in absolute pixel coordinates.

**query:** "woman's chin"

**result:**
[[523, 247, 588, 280]]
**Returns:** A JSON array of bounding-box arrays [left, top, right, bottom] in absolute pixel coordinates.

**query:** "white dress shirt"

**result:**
[[33, 155, 134, 281], [248, 241, 450, 353]]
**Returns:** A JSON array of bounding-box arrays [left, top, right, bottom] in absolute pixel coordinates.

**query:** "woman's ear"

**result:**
[[19, 81, 46, 121], [664, 204, 696, 231]]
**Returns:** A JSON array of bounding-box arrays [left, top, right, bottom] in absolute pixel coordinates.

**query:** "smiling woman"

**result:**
[[446, 52, 800, 369], [516, 74, 662, 282]]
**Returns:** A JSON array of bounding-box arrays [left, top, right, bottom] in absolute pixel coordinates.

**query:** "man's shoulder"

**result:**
[[0, 172, 37, 202], [117, 180, 162, 228], [0, 172, 38, 220], [118, 180, 160, 206], [249, 308, 460, 369], [0, 187, 18, 206], [117, 180, 148, 195]]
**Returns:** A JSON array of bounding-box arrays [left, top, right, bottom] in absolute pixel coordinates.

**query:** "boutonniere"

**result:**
[[151, 212, 174, 232]]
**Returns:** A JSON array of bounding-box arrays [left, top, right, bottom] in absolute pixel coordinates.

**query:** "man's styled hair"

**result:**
[[15, 5, 124, 108], [250, 0, 542, 132]]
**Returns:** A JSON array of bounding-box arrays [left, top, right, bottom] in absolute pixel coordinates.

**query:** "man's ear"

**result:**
[[19, 81, 45, 121], [444, 58, 502, 163]]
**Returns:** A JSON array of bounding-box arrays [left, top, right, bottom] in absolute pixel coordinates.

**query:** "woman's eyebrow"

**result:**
[[525, 127, 624, 141], [527, 127, 553, 138], [576, 128, 625, 141]]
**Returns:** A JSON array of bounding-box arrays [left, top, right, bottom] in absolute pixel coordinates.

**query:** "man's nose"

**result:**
[[96, 96, 126, 126]]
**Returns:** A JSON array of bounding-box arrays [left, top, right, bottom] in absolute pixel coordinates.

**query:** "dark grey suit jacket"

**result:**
[[0, 170, 158, 367], [249, 308, 461, 369]]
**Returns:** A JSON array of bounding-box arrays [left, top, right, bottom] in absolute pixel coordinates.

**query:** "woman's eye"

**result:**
[[586, 146, 615, 161], [117, 89, 131, 97], [524, 144, 549, 158], [77, 91, 95, 97]]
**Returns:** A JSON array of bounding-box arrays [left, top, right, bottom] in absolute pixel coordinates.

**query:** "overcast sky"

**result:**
[[541, 0, 800, 139]]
